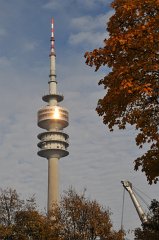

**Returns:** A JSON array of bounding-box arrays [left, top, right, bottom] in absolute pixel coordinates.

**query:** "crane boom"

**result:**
[[121, 180, 148, 224]]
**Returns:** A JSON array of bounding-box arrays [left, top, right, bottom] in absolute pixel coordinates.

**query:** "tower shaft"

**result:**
[[48, 157, 59, 208]]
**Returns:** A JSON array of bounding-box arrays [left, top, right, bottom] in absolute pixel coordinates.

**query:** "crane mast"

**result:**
[[121, 180, 148, 225]]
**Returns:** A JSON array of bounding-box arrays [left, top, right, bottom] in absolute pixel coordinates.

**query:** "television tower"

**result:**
[[37, 18, 69, 212]]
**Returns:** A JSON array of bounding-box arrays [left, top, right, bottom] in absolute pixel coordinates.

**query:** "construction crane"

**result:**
[[121, 180, 148, 225]]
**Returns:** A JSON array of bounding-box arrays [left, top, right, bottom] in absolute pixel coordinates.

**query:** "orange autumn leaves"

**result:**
[[121, 80, 152, 95], [85, 0, 159, 184]]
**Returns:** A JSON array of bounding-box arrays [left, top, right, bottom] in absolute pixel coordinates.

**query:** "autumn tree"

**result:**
[[0, 188, 123, 240], [134, 199, 159, 240], [51, 188, 124, 240], [0, 188, 25, 227], [85, 0, 159, 184], [0, 188, 56, 240], [13, 210, 57, 240]]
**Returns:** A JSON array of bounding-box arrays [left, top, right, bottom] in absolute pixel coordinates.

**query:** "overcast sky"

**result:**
[[0, 1, 158, 239]]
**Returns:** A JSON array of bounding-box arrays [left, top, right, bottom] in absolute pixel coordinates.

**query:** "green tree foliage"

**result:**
[[85, 0, 159, 184], [134, 199, 159, 240]]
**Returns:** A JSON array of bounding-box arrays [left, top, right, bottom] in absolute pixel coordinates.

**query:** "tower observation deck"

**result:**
[[37, 18, 69, 212]]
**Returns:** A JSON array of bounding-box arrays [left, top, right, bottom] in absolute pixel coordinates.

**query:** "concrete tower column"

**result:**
[[48, 157, 59, 210]]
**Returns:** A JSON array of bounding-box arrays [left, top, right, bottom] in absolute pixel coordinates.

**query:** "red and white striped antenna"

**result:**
[[50, 17, 55, 55]]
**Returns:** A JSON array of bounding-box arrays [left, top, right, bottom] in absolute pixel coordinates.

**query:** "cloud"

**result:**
[[23, 41, 38, 52], [0, 56, 11, 67], [43, 0, 67, 10], [43, 0, 112, 10], [69, 31, 107, 47], [70, 14, 105, 31], [0, 27, 6, 37], [75, 0, 100, 9], [70, 12, 113, 31], [68, 11, 113, 47], [85, 0, 112, 9]]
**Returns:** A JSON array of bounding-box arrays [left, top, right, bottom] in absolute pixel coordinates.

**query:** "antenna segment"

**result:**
[[50, 18, 55, 54]]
